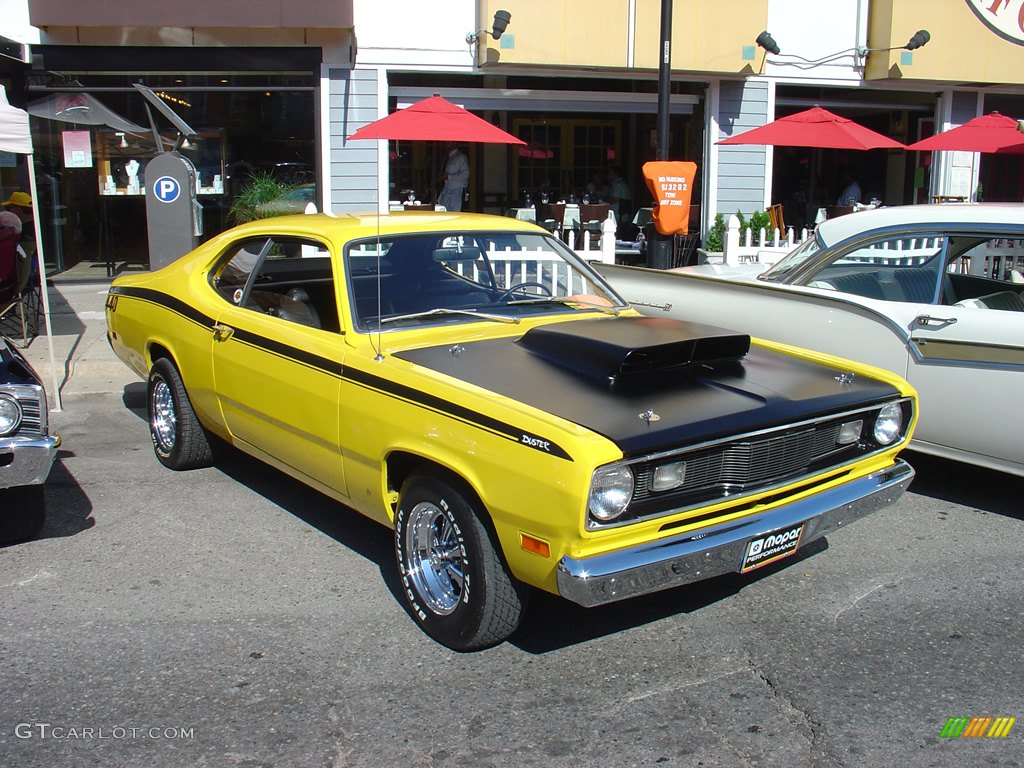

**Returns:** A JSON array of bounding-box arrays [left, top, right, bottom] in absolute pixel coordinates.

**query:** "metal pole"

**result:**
[[650, 0, 674, 269]]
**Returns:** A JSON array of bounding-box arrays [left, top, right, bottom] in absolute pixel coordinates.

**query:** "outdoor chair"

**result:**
[[573, 202, 610, 249], [0, 246, 42, 347], [538, 202, 566, 238], [826, 205, 855, 219], [670, 234, 701, 268]]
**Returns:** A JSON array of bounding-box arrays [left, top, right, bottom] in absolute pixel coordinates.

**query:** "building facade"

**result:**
[[1, 0, 1023, 272]]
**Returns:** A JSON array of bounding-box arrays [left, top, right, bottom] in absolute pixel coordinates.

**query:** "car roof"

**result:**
[[815, 203, 1024, 247], [225, 211, 544, 241]]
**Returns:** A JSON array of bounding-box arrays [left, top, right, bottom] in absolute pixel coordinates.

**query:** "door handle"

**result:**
[[914, 315, 957, 327], [212, 323, 234, 342]]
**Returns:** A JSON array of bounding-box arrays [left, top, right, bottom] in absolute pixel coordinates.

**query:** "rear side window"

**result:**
[[210, 236, 339, 331]]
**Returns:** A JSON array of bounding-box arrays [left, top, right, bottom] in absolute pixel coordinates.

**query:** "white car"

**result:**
[[596, 204, 1024, 477]]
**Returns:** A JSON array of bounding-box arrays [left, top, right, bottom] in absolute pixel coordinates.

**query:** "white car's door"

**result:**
[[787, 232, 1024, 473], [904, 304, 1024, 473]]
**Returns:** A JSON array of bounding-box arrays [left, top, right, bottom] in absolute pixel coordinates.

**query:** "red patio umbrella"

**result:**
[[347, 95, 524, 144], [905, 112, 1024, 154], [717, 106, 906, 150]]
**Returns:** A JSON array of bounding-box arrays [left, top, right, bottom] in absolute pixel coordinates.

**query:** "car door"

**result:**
[[902, 237, 1024, 470], [208, 235, 348, 496]]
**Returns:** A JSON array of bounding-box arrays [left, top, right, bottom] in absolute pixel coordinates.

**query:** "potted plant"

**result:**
[[228, 172, 297, 224]]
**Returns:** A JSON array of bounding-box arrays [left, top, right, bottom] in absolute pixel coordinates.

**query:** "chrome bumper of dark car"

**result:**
[[0, 434, 60, 490], [556, 459, 914, 607]]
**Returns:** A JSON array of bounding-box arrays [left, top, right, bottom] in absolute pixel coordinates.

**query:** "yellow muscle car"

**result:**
[[106, 212, 917, 650]]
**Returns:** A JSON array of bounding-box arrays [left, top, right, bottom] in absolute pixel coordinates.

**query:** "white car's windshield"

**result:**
[[346, 231, 628, 330], [760, 236, 821, 282]]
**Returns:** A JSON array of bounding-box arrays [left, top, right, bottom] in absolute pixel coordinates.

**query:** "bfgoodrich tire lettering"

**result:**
[[395, 473, 526, 651], [147, 357, 214, 471]]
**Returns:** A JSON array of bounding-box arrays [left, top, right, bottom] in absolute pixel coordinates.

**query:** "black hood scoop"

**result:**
[[517, 317, 750, 389]]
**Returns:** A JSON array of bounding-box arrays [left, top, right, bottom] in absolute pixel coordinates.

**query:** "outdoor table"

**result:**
[[507, 207, 536, 222]]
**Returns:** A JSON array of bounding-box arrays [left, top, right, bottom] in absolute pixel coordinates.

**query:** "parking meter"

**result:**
[[145, 151, 202, 271]]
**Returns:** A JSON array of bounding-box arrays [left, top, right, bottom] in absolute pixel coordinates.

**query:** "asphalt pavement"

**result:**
[[2, 274, 1022, 767]]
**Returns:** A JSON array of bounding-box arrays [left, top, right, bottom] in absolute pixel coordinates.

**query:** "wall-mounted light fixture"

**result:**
[[755, 31, 780, 56], [466, 10, 512, 45], [754, 29, 930, 70]]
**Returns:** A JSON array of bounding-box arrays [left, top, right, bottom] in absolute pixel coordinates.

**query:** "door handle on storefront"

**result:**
[[212, 323, 234, 342]]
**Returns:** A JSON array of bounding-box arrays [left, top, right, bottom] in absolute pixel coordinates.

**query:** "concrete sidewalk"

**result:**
[[13, 276, 138, 409]]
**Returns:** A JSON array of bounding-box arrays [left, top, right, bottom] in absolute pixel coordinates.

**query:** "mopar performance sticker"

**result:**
[[741, 523, 804, 572]]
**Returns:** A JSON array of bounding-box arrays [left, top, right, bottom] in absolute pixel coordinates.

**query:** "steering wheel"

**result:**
[[496, 281, 553, 302]]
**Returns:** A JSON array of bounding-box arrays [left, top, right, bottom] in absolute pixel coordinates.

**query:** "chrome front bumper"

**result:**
[[0, 434, 61, 490], [557, 460, 914, 607]]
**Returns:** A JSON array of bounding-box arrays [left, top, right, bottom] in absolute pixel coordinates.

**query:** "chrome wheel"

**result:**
[[146, 358, 214, 471], [404, 500, 465, 616], [395, 473, 527, 650], [150, 378, 177, 453]]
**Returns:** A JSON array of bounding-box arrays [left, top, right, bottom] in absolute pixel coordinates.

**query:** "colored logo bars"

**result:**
[[940, 716, 1016, 739]]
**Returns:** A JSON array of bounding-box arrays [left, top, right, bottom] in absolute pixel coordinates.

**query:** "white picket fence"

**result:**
[[451, 247, 592, 296], [721, 214, 1024, 280], [722, 214, 809, 266], [969, 239, 1024, 279]]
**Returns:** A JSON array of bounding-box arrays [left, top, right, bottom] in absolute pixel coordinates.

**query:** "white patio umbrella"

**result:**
[[0, 85, 61, 410]]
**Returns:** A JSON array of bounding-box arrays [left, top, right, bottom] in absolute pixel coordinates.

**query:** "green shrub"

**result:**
[[228, 172, 295, 224], [736, 209, 772, 242], [704, 213, 725, 252]]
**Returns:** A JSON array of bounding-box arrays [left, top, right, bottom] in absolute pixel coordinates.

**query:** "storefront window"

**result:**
[[26, 70, 315, 273]]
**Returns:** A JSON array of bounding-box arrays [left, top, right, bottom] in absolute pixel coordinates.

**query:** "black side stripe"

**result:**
[[110, 285, 573, 461], [344, 366, 573, 461], [229, 326, 344, 375], [111, 285, 215, 329]]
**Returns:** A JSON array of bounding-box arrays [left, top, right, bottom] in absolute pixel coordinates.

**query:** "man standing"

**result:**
[[438, 142, 469, 212], [606, 166, 632, 235]]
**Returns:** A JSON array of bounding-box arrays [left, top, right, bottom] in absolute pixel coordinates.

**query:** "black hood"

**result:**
[[0, 337, 41, 387], [396, 316, 899, 457]]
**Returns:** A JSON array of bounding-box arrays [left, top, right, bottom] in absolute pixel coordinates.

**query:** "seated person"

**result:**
[[0, 211, 23, 304]]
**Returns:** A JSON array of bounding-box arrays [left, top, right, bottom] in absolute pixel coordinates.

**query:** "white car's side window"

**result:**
[[948, 236, 1024, 311], [804, 234, 947, 304]]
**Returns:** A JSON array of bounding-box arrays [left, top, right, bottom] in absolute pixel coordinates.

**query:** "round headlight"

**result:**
[[0, 393, 22, 436], [588, 465, 634, 522], [873, 402, 904, 445]]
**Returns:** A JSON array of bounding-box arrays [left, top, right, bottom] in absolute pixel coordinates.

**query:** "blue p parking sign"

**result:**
[[153, 175, 181, 203]]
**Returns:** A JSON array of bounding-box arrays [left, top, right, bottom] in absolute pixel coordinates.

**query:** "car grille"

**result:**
[[593, 398, 913, 530], [633, 424, 841, 500], [16, 393, 43, 436]]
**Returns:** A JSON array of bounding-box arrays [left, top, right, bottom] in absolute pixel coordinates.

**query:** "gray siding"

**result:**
[[716, 80, 769, 217], [328, 67, 380, 213]]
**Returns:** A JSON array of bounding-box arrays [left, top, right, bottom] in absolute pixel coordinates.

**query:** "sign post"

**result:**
[[643, 160, 698, 268]]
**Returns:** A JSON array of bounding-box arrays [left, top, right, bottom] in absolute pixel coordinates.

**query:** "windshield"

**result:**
[[345, 231, 627, 330], [760, 236, 822, 282]]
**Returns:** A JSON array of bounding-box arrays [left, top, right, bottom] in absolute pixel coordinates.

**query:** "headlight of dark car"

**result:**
[[0, 392, 23, 436]]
